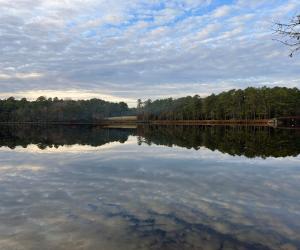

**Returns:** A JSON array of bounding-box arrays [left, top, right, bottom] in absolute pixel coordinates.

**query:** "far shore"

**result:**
[[0, 119, 275, 126], [144, 119, 271, 126], [0, 117, 298, 128]]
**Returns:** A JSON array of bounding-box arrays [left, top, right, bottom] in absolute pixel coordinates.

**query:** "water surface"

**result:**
[[0, 125, 299, 250]]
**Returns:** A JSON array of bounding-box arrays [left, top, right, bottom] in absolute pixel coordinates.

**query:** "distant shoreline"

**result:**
[[145, 119, 271, 126], [0, 117, 298, 128], [0, 119, 273, 126]]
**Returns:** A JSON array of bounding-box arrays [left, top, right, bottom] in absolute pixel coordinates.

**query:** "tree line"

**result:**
[[0, 96, 135, 123], [138, 86, 300, 120], [0, 86, 299, 123]]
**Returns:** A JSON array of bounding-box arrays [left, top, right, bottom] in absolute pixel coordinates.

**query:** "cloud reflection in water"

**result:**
[[0, 126, 299, 250]]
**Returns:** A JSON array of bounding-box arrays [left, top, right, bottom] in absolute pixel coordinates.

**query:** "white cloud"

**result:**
[[0, 0, 299, 102], [212, 5, 231, 18], [195, 23, 221, 39], [0, 72, 44, 80], [0, 88, 135, 102]]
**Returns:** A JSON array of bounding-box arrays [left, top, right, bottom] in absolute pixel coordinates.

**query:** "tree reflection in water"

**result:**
[[0, 125, 299, 250], [0, 124, 299, 158]]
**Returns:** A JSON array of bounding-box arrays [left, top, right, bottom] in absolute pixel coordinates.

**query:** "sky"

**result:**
[[0, 0, 299, 106]]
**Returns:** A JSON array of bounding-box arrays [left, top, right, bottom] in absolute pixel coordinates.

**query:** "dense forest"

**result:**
[[138, 87, 300, 120], [0, 96, 134, 123], [0, 86, 299, 123]]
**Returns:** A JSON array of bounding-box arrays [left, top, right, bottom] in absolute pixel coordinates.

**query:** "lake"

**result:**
[[0, 125, 299, 250]]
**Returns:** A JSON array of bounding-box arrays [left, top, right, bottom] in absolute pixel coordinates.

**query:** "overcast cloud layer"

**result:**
[[0, 0, 300, 105]]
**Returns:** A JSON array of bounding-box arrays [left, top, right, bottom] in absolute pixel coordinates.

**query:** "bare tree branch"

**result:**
[[273, 14, 300, 57]]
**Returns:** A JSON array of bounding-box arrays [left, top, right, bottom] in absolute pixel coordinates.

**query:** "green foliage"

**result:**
[[1, 86, 299, 123], [0, 97, 134, 123], [138, 87, 300, 120]]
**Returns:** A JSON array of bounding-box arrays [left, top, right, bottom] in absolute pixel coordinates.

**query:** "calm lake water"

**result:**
[[0, 125, 299, 250]]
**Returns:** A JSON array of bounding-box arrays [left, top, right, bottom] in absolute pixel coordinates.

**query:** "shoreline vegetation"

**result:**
[[0, 86, 299, 127], [0, 118, 272, 125], [0, 117, 299, 128]]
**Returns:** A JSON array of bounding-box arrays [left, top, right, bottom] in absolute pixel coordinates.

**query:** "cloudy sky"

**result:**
[[0, 0, 299, 106]]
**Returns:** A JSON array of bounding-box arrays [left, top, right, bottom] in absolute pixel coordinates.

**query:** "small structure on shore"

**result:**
[[276, 116, 300, 128], [101, 116, 137, 125]]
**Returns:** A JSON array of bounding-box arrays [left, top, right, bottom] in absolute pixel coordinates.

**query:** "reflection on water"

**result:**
[[1, 125, 299, 158], [0, 125, 299, 250]]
